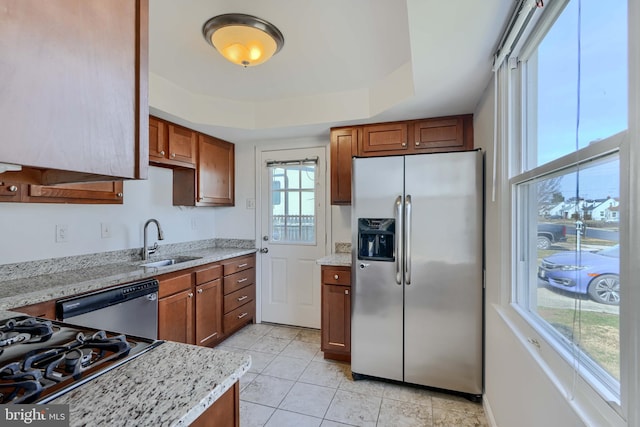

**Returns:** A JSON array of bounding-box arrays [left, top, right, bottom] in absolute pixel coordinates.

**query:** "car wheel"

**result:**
[[537, 236, 552, 250], [587, 274, 620, 305]]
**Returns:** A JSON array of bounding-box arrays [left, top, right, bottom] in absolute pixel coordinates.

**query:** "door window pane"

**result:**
[[269, 164, 316, 244]]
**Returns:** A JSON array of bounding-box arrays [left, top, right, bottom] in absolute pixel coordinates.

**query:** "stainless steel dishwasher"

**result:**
[[56, 278, 159, 340]]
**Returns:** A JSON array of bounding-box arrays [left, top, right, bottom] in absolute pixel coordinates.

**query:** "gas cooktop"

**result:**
[[0, 315, 163, 404]]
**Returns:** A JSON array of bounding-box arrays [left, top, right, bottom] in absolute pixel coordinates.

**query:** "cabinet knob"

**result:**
[[117, 192, 123, 198], [160, 150, 165, 156], [197, 288, 203, 294], [334, 274, 339, 280], [345, 289, 349, 295], [415, 141, 420, 146], [171, 153, 176, 158], [188, 292, 194, 298], [7, 185, 18, 193], [401, 142, 407, 147]]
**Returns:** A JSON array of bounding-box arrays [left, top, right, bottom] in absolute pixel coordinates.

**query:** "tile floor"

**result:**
[[217, 323, 489, 427]]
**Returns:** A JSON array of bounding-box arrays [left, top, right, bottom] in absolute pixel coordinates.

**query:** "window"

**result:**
[[269, 164, 316, 244], [510, 0, 626, 405]]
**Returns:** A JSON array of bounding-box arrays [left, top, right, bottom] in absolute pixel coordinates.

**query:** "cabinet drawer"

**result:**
[[223, 255, 255, 276], [223, 269, 255, 295], [158, 272, 193, 298], [322, 267, 351, 285], [195, 264, 222, 285], [223, 300, 255, 334], [224, 284, 255, 314]]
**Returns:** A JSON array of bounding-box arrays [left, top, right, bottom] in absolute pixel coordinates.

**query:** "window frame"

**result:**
[[502, 0, 634, 423]]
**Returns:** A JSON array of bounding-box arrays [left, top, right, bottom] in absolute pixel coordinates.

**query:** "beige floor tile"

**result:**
[[382, 382, 433, 405], [295, 328, 322, 343], [431, 392, 484, 417], [377, 398, 433, 427], [241, 375, 295, 407], [223, 332, 262, 349], [241, 323, 274, 337], [240, 372, 258, 391], [324, 389, 381, 427], [262, 355, 310, 381], [432, 407, 488, 427], [240, 401, 275, 427], [279, 382, 337, 418], [267, 325, 302, 339], [249, 335, 292, 354], [299, 361, 351, 388], [245, 350, 277, 374], [338, 377, 386, 397], [280, 339, 321, 361], [319, 421, 355, 427], [264, 409, 322, 427]]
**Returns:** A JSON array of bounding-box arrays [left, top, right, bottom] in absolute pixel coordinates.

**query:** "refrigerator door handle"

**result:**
[[405, 195, 412, 285], [395, 195, 403, 285]]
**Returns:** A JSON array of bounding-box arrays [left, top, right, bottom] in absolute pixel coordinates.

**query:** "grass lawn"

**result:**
[[537, 306, 620, 380]]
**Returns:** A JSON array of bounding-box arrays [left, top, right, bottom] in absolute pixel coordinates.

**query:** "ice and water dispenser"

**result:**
[[357, 218, 395, 261]]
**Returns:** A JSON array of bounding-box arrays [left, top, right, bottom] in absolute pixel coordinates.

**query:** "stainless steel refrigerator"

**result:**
[[351, 150, 483, 397]]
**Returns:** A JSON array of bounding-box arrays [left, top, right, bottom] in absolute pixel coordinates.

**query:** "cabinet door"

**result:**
[[149, 116, 168, 161], [167, 124, 197, 166], [413, 117, 465, 151], [330, 128, 357, 205], [0, 0, 148, 184], [360, 123, 408, 155], [195, 279, 223, 347], [197, 134, 235, 206], [191, 382, 239, 427], [158, 289, 194, 344], [27, 182, 124, 204], [321, 284, 351, 354]]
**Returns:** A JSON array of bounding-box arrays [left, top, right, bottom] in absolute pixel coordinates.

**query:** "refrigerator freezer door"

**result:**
[[403, 151, 483, 394], [351, 156, 404, 382]]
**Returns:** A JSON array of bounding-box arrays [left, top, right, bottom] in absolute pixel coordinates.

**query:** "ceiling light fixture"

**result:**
[[202, 13, 284, 67]]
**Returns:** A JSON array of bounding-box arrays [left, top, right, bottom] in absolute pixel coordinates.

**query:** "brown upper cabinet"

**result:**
[[173, 134, 235, 207], [330, 114, 474, 205], [0, 181, 124, 204], [149, 117, 196, 168], [330, 128, 358, 205], [0, 0, 149, 186]]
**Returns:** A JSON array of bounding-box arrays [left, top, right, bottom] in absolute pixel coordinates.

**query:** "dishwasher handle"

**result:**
[[57, 278, 159, 320]]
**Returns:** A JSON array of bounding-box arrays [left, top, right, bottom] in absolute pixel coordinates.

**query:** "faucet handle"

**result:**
[[148, 242, 159, 255]]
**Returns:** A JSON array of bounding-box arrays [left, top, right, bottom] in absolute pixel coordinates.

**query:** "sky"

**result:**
[[534, 0, 627, 199]]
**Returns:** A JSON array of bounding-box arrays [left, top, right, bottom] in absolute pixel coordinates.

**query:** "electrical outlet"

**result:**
[[246, 198, 256, 209], [101, 223, 111, 238], [55, 224, 68, 243]]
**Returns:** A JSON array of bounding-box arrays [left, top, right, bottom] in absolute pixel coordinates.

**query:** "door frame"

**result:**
[[253, 139, 332, 324]]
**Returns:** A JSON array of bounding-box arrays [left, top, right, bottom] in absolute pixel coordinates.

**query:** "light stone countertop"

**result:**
[[52, 341, 251, 427], [316, 253, 352, 267], [0, 246, 256, 311]]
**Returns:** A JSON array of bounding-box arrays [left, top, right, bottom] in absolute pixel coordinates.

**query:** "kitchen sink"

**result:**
[[139, 255, 202, 268]]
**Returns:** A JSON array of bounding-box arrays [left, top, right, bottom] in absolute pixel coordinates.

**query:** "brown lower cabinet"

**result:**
[[191, 382, 239, 427], [157, 254, 255, 346], [321, 265, 351, 362], [13, 299, 56, 320]]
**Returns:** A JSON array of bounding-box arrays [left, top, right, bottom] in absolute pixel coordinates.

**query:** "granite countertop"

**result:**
[[0, 243, 257, 311], [52, 341, 251, 427], [316, 253, 352, 267]]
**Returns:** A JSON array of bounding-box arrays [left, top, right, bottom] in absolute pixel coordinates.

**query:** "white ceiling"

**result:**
[[149, 0, 513, 144]]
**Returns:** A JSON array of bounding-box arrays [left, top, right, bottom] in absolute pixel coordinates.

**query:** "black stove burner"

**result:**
[[0, 316, 157, 404]]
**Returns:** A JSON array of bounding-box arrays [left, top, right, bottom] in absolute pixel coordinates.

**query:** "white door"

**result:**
[[259, 147, 326, 328]]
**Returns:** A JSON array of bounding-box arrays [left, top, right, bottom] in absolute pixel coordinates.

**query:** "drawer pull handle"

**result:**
[[237, 278, 248, 283], [238, 312, 248, 319], [237, 295, 248, 302], [238, 263, 248, 268], [345, 289, 349, 295], [334, 274, 339, 280]]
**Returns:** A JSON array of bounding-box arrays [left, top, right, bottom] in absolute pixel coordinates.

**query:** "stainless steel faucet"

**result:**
[[143, 219, 164, 260]]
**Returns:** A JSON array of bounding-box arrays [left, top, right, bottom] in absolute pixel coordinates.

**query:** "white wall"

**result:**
[[0, 166, 217, 264], [476, 76, 586, 426]]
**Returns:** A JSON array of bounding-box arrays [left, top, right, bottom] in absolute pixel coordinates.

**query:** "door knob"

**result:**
[[260, 248, 269, 253], [263, 235, 269, 241]]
